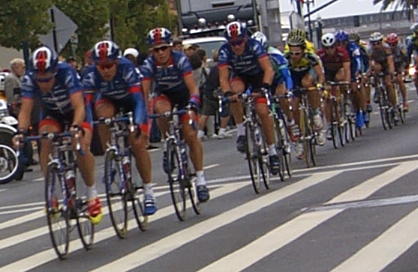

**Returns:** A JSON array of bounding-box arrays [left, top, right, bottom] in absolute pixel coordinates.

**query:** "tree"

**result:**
[[373, 0, 418, 10], [0, 0, 53, 49]]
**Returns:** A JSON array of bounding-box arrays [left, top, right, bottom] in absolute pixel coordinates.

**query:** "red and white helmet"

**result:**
[[224, 21, 247, 41], [31, 46, 58, 73], [92, 40, 121, 63], [146, 28, 172, 46]]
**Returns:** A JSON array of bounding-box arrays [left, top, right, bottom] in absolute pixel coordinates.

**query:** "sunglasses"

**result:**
[[371, 41, 381, 46], [289, 51, 303, 56], [153, 46, 169, 52], [229, 39, 245, 47], [98, 62, 116, 70]]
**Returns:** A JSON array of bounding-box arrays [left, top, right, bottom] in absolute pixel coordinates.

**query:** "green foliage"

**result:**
[[0, 0, 178, 60], [373, 0, 418, 10], [0, 0, 53, 49]]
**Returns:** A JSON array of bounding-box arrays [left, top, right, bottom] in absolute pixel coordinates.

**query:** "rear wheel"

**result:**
[[104, 150, 128, 239], [0, 144, 20, 184], [76, 197, 95, 250], [45, 163, 70, 259]]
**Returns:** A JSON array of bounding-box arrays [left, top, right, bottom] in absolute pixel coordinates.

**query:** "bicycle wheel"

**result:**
[[399, 105, 406, 124], [279, 117, 292, 178], [259, 134, 270, 189], [299, 109, 311, 168], [76, 197, 95, 250], [273, 119, 285, 181], [0, 144, 20, 184], [166, 140, 187, 221], [187, 175, 201, 215], [45, 163, 70, 259], [104, 150, 128, 239], [132, 185, 148, 231], [245, 122, 266, 193]]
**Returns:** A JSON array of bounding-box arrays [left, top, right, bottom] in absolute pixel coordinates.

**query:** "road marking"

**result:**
[[199, 209, 343, 272], [91, 172, 340, 272], [203, 164, 220, 170], [0, 207, 42, 215], [306, 194, 418, 213], [0, 210, 45, 231], [0, 201, 44, 211], [331, 207, 418, 272], [326, 161, 418, 204], [198, 162, 418, 271], [0, 189, 6, 193], [0, 182, 251, 271]]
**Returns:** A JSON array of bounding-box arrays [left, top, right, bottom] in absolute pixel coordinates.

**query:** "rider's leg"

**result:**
[[384, 74, 396, 107], [397, 73, 408, 110], [94, 99, 116, 151], [230, 78, 246, 152], [38, 119, 60, 177]]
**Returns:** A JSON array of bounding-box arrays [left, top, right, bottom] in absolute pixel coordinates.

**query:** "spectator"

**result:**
[[184, 43, 199, 57], [172, 39, 183, 52], [197, 51, 231, 139], [123, 48, 139, 66]]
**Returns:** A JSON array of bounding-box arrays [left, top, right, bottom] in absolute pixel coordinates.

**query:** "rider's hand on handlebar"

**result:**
[[12, 129, 26, 149], [188, 94, 201, 112]]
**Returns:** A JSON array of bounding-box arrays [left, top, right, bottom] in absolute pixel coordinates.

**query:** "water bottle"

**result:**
[[279, 119, 286, 138]]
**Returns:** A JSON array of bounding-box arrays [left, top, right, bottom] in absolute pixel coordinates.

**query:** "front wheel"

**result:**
[[45, 163, 70, 259], [245, 123, 268, 193], [104, 150, 128, 239], [76, 198, 95, 250]]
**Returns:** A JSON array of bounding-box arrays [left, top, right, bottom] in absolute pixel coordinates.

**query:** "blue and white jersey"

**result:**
[[218, 38, 268, 76], [346, 41, 362, 75], [140, 51, 192, 95], [82, 57, 141, 100], [268, 46, 293, 90], [21, 62, 82, 115]]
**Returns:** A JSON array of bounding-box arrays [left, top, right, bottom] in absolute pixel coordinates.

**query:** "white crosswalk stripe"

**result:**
[[0, 159, 418, 271]]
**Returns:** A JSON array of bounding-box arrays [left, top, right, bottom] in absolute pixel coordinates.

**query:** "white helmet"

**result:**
[[251, 31, 267, 48], [321, 33, 336, 47], [123, 48, 139, 58]]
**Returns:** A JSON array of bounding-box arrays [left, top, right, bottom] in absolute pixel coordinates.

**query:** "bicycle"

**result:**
[[94, 112, 147, 239], [223, 87, 271, 193], [292, 86, 319, 168], [325, 81, 350, 149], [392, 72, 407, 125], [149, 107, 200, 221], [267, 93, 292, 181], [372, 72, 394, 130], [19, 130, 94, 259]]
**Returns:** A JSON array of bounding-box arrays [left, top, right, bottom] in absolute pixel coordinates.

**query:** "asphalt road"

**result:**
[[1, 88, 418, 271]]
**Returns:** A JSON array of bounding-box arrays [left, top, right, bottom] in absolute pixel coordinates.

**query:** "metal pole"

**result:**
[[296, 0, 303, 17], [175, 0, 183, 32], [307, 1, 313, 40], [50, 8, 58, 52]]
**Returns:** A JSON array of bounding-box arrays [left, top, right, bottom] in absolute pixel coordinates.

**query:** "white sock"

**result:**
[[197, 130, 205, 138], [219, 128, 226, 135], [86, 185, 98, 200], [196, 170, 206, 186], [268, 144, 277, 156], [237, 123, 245, 136], [143, 183, 154, 196]]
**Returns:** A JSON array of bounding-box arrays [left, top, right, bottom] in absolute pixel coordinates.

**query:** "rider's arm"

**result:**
[[343, 61, 351, 82], [70, 91, 86, 127], [184, 73, 200, 97], [218, 65, 231, 93], [314, 64, 325, 85], [386, 50, 395, 74], [17, 98, 33, 132], [259, 56, 274, 85], [130, 86, 147, 127]]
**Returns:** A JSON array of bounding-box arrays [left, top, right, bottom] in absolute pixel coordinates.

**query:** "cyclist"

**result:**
[[317, 33, 351, 139], [335, 30, 367, 129], [140, 27, 209, 202], [386, 32, 409, 111], [218, 22, 281, 175], [250, 31, 296, 141], [367, 32, 396, 109], [82, 40, 157, 215], [349, 32, 372, 116], [406, 23, 418, 97], [284, 32, 326, 159], [15, 46, 103, 224]]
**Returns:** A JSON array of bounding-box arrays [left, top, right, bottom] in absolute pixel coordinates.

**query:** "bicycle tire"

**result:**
[[273, 119, 285, 181], [104, 149, 128, 239], [76, 198, 95, 250], [0, 144, 20, 184], [245, 122, 264, 193], [188, 176, 201, 215], [260, 134, 270, 189], [132, 185, 148, 231], [299, 109, 310, 168], [330, 101, 339, 149], [166, 140, 187, 221], [45, 163, 70, 259], [399, 106, 406, 124]]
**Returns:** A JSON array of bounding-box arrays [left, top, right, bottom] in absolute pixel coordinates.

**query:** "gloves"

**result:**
[[188, 94, 201, 112], [316, 83, 324, 91], [260, 83, 271, 95]]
